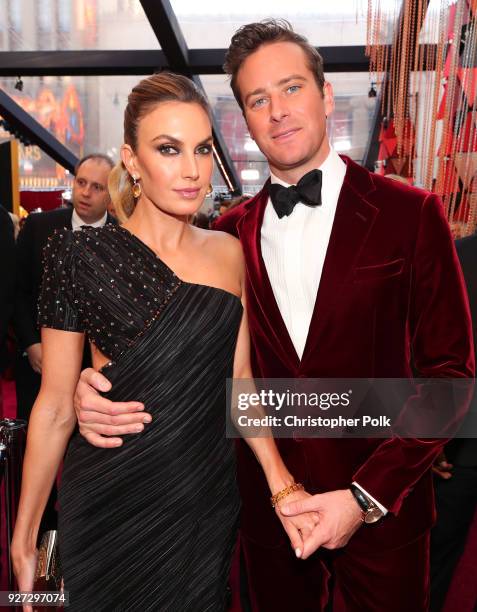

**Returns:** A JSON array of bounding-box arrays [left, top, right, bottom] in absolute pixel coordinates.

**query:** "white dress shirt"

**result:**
[[71, 209, 108, 232], [261, 149, 387, 515], [261, 148, 346, 360]]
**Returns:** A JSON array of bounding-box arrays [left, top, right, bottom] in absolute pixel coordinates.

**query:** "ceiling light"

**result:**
[[241, 169, 260, 181], [244, 138, 260, 152], [334, 140, 351, 152]]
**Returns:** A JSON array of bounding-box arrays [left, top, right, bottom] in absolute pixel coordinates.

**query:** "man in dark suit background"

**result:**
[[14, 153, 115, 422], [0, 206, 15, 377], [430, 231, 477, 611]]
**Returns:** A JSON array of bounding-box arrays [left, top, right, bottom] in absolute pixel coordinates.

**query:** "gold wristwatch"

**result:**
[[350, 484, 384, 524]]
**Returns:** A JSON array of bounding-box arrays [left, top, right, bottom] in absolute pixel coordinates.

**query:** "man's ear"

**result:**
[[323, 81, 335, 118], [120, 144, 139, 179]]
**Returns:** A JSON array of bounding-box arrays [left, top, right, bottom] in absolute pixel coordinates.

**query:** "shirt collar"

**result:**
[[72, 209, 108, 231]]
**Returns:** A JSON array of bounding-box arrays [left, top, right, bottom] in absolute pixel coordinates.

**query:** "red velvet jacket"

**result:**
[[214, 156, 475, 552]]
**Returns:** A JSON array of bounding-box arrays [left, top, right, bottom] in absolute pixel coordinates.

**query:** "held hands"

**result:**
[[274, 488, 320, 558], [279, 489, 364, 560], [74, 368, 152, 448]]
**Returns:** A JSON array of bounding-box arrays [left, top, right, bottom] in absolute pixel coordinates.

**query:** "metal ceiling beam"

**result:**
[[0, 50, 168, 76], [0, 88, 78, 173], [0, 46, 438, 77], [139, 0, 242, 194], [139, 0, 190, 73]]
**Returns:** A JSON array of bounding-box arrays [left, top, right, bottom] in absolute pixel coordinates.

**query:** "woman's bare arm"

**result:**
[[11, 327, 84, 593], [228, 237, 319, 556]]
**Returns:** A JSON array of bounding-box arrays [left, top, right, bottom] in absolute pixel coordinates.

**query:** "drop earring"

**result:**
[[132, 175, 142, 199]]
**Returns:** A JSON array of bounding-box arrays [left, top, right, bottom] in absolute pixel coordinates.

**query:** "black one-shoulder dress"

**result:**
[[38, 225, 242, 611]]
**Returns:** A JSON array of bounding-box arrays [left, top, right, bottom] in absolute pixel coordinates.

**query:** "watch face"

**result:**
[[364, 507, 383, 524]]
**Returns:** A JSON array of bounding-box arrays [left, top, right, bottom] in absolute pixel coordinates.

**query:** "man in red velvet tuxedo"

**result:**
[[73, 21, 474, 611]]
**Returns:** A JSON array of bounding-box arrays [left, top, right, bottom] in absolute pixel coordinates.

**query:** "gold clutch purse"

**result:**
[[34, 530, 63, 592]]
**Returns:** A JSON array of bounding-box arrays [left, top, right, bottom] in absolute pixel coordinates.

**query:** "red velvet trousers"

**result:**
[[242, 530, 430, 611]]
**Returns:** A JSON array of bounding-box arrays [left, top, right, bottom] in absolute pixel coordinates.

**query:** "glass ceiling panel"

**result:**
[[171, 0, 401, 48], [0, 74, 140, 187], [201, 72, 379, 193], [0, 0, 159, 51]]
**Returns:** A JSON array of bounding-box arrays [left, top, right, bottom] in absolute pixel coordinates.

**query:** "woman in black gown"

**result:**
[[12, 73, 317, 611]]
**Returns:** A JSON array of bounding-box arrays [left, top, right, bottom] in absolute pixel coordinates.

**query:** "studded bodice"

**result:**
[[38, 224, 182, 360]]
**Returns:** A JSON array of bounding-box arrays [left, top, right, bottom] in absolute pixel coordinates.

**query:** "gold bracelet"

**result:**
[[270, 483, 304, 508]]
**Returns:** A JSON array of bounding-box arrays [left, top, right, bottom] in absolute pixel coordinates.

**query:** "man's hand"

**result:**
[[432, 451, 453, 479], [74, 368, 152, 448], [26, 342, 42, 374], [280, 489, 363, 559]]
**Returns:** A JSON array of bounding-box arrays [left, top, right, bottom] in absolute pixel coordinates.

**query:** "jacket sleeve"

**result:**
[[353, 193, 475, 514], [12, 215, 41, 351]]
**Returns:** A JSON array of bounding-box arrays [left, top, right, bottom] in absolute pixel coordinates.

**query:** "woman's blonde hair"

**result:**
[[109, 72, 211, 222]]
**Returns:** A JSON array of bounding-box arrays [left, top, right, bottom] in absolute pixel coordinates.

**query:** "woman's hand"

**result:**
[[275, 489, 320, 558], [11, 545, 38, 612]]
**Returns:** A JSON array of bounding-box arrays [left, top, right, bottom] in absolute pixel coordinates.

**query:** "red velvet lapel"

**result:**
[[237, 181, 301, 370], [300, 157, 379, 371]]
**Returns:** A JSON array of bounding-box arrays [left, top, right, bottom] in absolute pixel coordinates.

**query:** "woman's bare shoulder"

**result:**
[[193, 226, 244, 261], [209, 228, 243, 256]]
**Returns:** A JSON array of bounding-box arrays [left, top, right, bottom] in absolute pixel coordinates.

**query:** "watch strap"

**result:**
[[350, 485, 384, 524], [350, 484, 372, 511]]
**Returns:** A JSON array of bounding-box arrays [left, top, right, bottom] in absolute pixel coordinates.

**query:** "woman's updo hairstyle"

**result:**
[[109, 72, 211, 222]]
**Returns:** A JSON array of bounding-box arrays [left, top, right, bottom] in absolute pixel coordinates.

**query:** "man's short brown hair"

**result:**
[[224, 19, 325, 111]]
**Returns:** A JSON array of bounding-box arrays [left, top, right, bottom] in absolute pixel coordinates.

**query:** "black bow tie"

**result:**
[[269, 169, 323, 219]]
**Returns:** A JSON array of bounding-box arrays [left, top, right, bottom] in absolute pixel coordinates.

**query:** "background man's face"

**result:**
[[72, 158, 111, 223], [237, 41, 334, 182]]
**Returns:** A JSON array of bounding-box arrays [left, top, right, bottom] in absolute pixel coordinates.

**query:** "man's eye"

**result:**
[[158, 145, 179, 155], [252, 97, 267, 109], [93, 184, 104, 192], [287, 85, 301, 93]]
